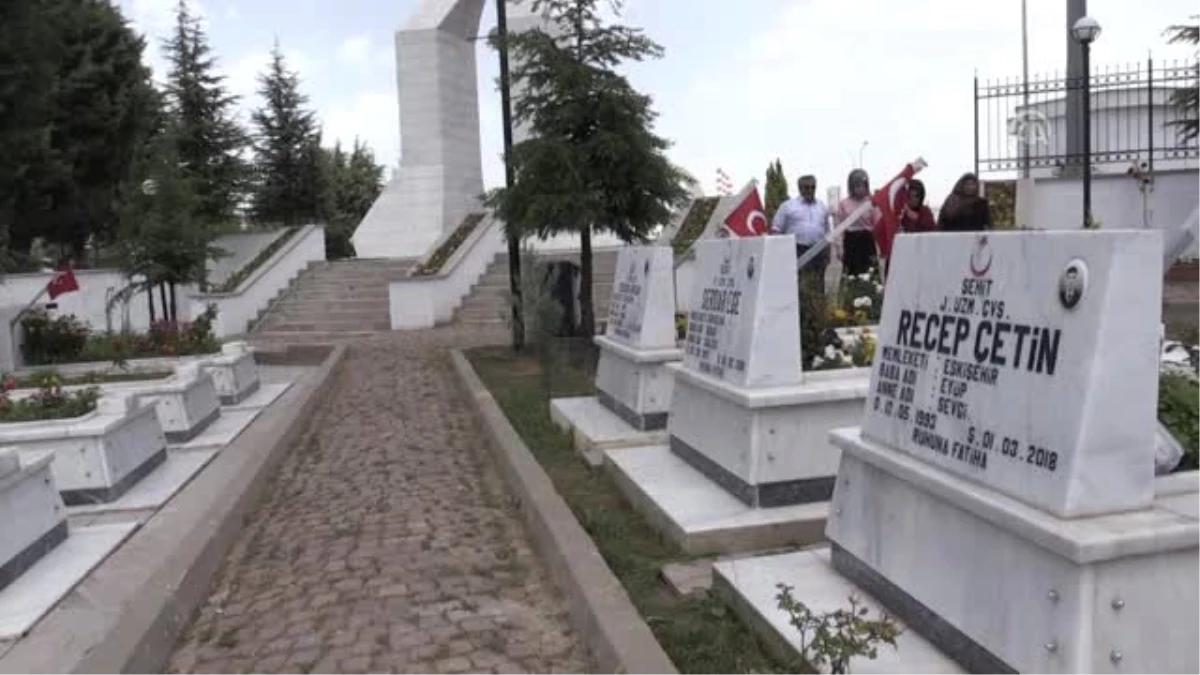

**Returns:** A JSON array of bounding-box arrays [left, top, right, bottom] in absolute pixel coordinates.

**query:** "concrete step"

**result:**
[[293, 279, 390, 290], [255, 318, 393, 332], [270, 308, 390, 322], [251, 330, 382, 342], [288, 288, 391, 301], [272, 299, 390, 313]]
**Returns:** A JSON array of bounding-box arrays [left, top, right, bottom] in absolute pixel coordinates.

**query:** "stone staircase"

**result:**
[[455, 249, 621, 327], [249, 258, 416, 343]]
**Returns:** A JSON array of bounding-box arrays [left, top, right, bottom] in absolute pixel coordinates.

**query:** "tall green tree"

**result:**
[[249, 42, 324, 225], [162, 0, 247, 227], [764, 158, 790, 221], [319, 138, 384, 259], [0, 0, 158, 263], [116, 123, 225, 322], [487, 0, 691, 337], [1165, 17, 1199, 142]]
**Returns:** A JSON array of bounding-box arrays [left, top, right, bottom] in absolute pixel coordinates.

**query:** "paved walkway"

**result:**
[[169, 327, 589, 674]]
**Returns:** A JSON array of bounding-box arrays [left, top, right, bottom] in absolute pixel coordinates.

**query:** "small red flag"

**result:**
[[47, 264, 79, 300], [723, 187, 769, 237]]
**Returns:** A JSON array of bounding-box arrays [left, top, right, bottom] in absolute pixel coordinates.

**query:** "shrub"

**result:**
[[832, 267, 884, 327], [776, 584, 901, 674], [1160, 372, 1199, 471], [799, 274, 829, 368], [21, 310, 90, 365], [671, 197, 720, 256]]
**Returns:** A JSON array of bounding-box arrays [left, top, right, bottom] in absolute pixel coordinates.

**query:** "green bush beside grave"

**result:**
[[1160, 372, 1199, 471]]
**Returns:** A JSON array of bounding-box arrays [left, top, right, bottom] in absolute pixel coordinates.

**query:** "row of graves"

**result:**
[[0, 340, 293, 647], [551, 226, 1198, 672]]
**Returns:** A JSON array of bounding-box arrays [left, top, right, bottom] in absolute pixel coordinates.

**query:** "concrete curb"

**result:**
[[449, 349, 677, 675], [0, 344, 348, 674]]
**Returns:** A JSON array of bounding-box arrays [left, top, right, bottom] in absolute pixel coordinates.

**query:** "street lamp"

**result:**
[[1071, 15, 1101, 228], [858, 140, 869, 169]]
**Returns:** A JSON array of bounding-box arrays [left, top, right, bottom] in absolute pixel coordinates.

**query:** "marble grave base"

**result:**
[[592, 336, 680, 432], [604, 444, 828, 555], [0, 453, 66, 594], [200, 344, 261, 405], [550, 396, 667, 466], [668, 365, 869, 508], [713, 547, 962, 674], [825, 427, 1200, 674]]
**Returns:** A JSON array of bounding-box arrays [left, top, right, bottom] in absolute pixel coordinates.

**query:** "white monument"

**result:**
[[551, 246, 680, 462], [716, 231, 1199, 673], [604, 236, 870, 554], [352, 0, 489, 259]]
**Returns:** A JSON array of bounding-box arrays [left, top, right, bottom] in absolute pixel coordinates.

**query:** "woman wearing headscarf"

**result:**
[[899, 179, 937, 233], [937, 172, 991, 232], [834, 169, 880, 276]]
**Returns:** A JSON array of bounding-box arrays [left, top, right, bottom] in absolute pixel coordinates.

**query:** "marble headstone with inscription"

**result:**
[[861, 231, 1161, 517], [668, 236, 867, 508], [592, 246, 682, 431], [826, 230, 1198, 674]]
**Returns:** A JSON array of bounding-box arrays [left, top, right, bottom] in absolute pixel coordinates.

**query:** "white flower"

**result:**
[[874, 283, 884, 293], [852, 296, 873, 309], [824, 345, 838, 359], [812, 357, 825, 368]]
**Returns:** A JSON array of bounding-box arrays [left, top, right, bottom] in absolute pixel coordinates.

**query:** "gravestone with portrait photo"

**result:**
[[716, 230, 1198, 674], [601, 235, 871, 555], [550, 245, 681, 463]]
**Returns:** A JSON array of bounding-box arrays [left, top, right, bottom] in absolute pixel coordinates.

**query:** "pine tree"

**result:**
[[764, 158, 790, 221], [250, 42, 323, 225], [1165, 17, 1199, 142], [487, 0, 692, 337], [162, 0, 247, 227], [319, 138, 384, 258]]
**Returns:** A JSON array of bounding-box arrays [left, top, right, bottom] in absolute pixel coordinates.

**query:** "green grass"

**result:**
[[1160, 373, 1199, 471], [467, 342, 794, 675]]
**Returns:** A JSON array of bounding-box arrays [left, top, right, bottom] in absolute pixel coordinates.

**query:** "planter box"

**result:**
[[126, 364, 221, 443], [199, 342, 260, 405], [9, 397, 167, 506], [0, 449, 66, 592]]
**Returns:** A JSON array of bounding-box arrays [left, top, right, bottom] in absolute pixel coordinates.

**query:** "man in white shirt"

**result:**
[[771, 174, 831, 295]]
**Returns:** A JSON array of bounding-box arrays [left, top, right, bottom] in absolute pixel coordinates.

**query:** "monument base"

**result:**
[[827, 427, 1200, 674], [603, 444, 828, 555], [668, 365, 869, 508], [549, 396, 667, 466], [712, 547, 962, 674], [593, 335, 680, 432]]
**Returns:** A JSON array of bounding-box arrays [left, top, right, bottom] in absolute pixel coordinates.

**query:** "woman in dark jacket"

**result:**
[[937, 172, 991, 232]]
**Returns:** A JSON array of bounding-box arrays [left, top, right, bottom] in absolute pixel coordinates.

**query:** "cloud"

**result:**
[[224, 4, 240, 20], [337, 34, 373, 64]]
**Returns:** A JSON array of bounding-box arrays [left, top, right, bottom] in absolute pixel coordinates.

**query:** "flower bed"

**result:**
[[21, 304, 221, 366], [0, 371, 99, 423], [214, 226, 300, 292], [810, 328, 876, 371], [671, 197, 720, 257], [827, 269, 884, 328], [412, 212, 486, 276]]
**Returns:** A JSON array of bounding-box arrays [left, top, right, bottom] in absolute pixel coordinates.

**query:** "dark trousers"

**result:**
[[842, 229, 877, 276], [797, 243, 829, 297]]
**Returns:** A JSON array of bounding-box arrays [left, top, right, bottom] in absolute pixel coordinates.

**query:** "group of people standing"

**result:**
[[769, 170, 992, 293]]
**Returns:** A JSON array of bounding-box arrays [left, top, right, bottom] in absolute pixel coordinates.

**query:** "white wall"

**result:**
[[1018, 170, 1199, 257], [0, 269, 197, 334], [207, 231, 284, 287]]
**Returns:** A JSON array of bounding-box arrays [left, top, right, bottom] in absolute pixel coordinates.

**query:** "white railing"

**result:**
[[390, 213, 505, 330], [185, 224, 327, 338]]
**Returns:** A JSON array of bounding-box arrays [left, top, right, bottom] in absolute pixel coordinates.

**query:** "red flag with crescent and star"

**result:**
[[47, 262, 80, 300], [723, 187, 769, 237], [871, 159, 927, 261]]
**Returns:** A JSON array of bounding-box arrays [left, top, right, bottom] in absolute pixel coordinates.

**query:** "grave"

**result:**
[[605, 236, 870, 554], [199, 341, 260, 405], [0, 449, 65, 593], [123, 363, 221, 443], [718, 231, 1199, 673], [8, 393, 166, 506], [550, 246, 680, 463]]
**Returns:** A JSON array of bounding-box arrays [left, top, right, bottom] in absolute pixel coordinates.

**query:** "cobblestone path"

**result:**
[[169, 328, 589, 674]]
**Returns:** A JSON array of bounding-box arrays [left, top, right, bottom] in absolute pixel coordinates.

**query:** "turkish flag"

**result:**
[[723, 187, 769, 237], [872, 159, 927, 262], [47, 264, 79, 300]]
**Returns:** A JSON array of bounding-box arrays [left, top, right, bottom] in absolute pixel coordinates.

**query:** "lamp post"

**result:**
[[858, 140, 869, 169], [495, 0, 523, 350], [1071, 16, 1101, 228]]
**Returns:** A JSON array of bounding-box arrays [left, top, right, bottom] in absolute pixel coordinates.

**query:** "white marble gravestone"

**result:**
[[600, 235, 870, 554], [0, 448, 66, 592], [550, 246, 681, 461], [820, 230, 1199, 673]]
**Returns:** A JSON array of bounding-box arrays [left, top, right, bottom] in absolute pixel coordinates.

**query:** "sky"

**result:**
[[117, 0, 1197, 206]]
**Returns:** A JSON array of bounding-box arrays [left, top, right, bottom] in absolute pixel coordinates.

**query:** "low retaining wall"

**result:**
[[450, 349, 676, 674], [390, 215, 504, 330]]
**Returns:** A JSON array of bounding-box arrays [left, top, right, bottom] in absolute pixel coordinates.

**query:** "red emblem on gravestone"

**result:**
[[969, 235, 993, 278]]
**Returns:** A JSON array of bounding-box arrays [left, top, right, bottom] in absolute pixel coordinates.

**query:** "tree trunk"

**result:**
[[158, 283, 169, 323], [147, 286, 156, 323], [169, 281, 177, 323], [579, 224, 594, 337]]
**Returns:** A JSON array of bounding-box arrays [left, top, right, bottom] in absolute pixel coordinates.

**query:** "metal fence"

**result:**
[[974, 58, 1199, 175]]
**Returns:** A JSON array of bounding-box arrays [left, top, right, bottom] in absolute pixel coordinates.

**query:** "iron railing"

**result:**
[[974, 58, 1199, 175]]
